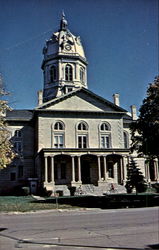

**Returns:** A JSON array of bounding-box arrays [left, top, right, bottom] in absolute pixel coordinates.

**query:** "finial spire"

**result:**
[[62, 10, 65, 18], [60, 11, 68, 31]]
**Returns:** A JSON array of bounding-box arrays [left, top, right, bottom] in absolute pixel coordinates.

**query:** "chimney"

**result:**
[[38, 90, 43, 105], [113, 93, 120, 106], [130, 105, 137, 120]]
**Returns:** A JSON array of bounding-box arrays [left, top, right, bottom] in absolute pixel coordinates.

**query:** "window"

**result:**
[[18, 165, 23, 178], [50, 65, 56, 82], [53, 121, 65, 148], [101, 135, 110, 148], [54, 134, 64, 148], [123, 131, 129, 149], [14, 141, 22, 153], [78, 135, 87, 148], [54, 122, 64, 130], [14, 130, 22, 137], [65, 64, 73, 81], [99, 122, 111, 148], [10, 172, 16, 181], [78, 122, 87, 131], [80, 67, 85, 83], [100, 123, 110, 131], [76, 121, 88, 148]]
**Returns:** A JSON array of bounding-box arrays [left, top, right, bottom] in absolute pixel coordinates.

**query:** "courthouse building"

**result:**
[[0, 14, 158, 195]]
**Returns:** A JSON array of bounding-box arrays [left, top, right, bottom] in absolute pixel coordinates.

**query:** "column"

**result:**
[[121, 156, 126, 184], [154, 159, 159, 181], [51, 156, 55, 184], [58, 59, 62, 82], [97, 155, 101, 181], [44, 156, 48, 183], [114, 163, 118, 184], [103, 155, 107, 181], [123, 156, 129, 183], [145, 160, 150, 182], [78, 156, 82, 183], [71, 156, 76, 183], [120, 157, 124, 184]]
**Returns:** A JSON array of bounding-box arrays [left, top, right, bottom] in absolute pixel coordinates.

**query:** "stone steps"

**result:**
[[82, 183, 126, 196], [54, 183, 126, 196]]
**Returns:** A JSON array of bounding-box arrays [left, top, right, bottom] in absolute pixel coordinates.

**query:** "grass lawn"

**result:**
[[0, 193, 158, 212], [0, 196, 74, 213]]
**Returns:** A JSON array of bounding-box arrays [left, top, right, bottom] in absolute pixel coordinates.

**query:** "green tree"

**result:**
[[131, 76, 159, 160], [0, 75, 15, 168], [125, 158, 147, 193]]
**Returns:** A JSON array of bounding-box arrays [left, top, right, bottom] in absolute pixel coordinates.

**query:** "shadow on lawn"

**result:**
[[32, 193, 159, 209]]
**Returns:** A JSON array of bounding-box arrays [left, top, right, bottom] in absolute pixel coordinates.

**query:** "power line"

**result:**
[[0, 26, 58, 55]]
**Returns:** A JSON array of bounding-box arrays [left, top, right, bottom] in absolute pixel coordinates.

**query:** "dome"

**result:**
[[42, 14, 87, 66]]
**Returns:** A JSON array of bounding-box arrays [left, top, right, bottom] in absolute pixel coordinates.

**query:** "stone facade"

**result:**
[[0, 14, 158, 195]]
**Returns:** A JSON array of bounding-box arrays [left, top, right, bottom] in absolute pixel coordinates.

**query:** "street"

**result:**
[[0, 207, 158, 249]]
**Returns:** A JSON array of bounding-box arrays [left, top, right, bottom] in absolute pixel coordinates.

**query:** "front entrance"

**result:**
[[80, 154, 98, 184], [81, 161, 91, 184]]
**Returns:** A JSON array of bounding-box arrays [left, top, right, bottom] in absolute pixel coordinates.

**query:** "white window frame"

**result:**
[[100, 122, 110, 131], [52, 121, 65, 148], [100, 134, 111, 148], [78, 134, 88, 148], [76, 121, 89, 148], [99, 122, 111, 149], [65, 64, 73, 81], [78, 122, 87, 131], [54, 121, 64, 130], [53, 133, 64, 148], [80, 67, 85, 84]]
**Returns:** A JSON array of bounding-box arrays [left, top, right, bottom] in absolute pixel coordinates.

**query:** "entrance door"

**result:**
[[81, 161, 91, 184]]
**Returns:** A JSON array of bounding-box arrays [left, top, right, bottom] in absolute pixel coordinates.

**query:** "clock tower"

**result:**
[[41, 13, 88, 103]]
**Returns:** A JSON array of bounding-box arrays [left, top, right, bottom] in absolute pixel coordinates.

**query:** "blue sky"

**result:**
[[0, 0, 158, 113]]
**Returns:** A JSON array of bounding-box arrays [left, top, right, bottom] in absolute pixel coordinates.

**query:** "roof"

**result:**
[[35, 87, 128, 113], [6, 110, 33, 121]]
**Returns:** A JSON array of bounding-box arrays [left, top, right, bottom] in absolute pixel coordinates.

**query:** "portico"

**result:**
[[40, 148, 130, 194]]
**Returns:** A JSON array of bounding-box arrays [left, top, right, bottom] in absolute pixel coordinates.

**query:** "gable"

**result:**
[[36, 88, 127, 113]]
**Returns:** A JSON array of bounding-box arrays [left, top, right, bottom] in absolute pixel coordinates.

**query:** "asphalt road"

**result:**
[[0, 207, 158, 250]]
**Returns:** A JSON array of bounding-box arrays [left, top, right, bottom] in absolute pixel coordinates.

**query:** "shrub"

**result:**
[[125, 158, 147, 194]]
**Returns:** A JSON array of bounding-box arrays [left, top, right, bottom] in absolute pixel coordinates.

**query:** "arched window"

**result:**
[[65, 64, 73, 81], [80, 67, 85, 83], [77, 121, 88, 148], [77, 122, 88, 131], [14, 130, 22, 137], [50, 65, 56, 82], [99, 122, 111, 148], [100, 122, 110, 131], [53, 121, 65, 148], [123, 131, 129, 149], [54, 122, 64, 130]]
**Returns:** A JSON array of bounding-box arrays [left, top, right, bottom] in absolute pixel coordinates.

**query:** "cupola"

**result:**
[[41, 13, 88, 103]]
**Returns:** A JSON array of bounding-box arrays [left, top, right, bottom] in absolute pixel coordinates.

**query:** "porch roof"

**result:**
[[39, 148, 130, 156]]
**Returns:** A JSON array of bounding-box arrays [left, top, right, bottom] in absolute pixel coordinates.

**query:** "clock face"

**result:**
[[65, 44, 71, 51]]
